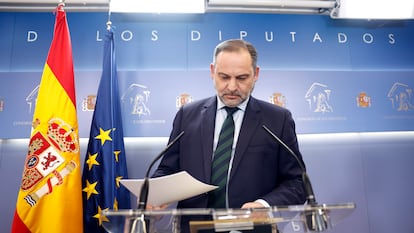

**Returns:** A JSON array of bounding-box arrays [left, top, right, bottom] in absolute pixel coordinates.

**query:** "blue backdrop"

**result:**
[[1, 11, 414, 233], [1, 13, 414, 138]]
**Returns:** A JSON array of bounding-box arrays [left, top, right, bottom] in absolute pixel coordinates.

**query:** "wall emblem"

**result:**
[[26, 85, 39, 114], [305, 82, 333, 113], [0, 97, 4, 112], [356, 92, 372, 108], [176, 93, 193, 108], [82, 95, 96, 111], [269, 92, 286, 107], [121, 83, 151, 117], [387, 82, 414, 111]]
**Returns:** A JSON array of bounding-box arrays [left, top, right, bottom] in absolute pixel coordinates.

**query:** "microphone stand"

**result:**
[[262, 125, 328, 232], [131, 131, 184, 233], [137, 131, 185, 210]]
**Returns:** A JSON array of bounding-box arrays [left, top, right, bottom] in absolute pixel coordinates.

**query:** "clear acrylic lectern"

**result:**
[[102, 202, 355, 233]]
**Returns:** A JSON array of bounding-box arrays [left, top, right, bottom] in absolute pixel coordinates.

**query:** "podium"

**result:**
[[102, 202, 355, 233]]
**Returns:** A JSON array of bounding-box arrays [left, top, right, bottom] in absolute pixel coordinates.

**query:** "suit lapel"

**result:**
[[200, 97, 217, 181], [229, 97, 261, 181]]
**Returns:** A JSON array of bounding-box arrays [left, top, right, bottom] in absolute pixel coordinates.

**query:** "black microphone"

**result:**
[[262, 125, 328, 232], [137, 131, 184, 210]]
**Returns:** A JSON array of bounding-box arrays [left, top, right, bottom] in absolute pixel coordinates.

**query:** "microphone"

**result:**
[[137, 131, 185, 210], [262, 125, 328, 232]]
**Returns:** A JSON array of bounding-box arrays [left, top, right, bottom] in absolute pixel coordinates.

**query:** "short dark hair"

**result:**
[[213, 39, 258, 72]]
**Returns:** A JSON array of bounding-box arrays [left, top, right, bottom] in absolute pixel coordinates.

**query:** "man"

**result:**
[[151, 39, 306, 231]]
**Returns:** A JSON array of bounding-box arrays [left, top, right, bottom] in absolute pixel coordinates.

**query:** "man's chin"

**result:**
[[223, 99, 242, 107]]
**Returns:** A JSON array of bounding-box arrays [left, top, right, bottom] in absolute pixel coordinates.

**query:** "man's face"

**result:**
[[210, 49, 259, 108]]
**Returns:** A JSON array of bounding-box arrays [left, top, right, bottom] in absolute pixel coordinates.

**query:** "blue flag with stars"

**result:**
[[82, 28, 131, 233]]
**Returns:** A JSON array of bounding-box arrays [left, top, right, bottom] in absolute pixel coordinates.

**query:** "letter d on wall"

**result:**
[[27, 31, 37, 42]]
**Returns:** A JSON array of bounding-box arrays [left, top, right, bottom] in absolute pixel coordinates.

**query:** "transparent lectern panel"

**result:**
[[102, 203, 355, 233]]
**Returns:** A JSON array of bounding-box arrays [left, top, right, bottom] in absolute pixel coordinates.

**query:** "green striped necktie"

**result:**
[[208, 106, 238, 208]]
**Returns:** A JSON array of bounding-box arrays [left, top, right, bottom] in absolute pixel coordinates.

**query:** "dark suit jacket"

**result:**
[[153, 96, 306, 208]]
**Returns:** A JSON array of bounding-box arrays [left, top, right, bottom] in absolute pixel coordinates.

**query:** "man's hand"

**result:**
[[241, 202, 271, 219], [241, 202, 265, 209], [146, 203, 169, 210]]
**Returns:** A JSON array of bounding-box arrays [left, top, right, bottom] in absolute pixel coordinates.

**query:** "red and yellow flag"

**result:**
[[11, 4, 83, 233]]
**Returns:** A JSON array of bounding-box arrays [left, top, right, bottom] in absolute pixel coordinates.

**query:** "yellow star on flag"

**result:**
[[86, 152, 100, 170], [95, 128, 112, 146], [83, 180, 99, 199], [93, 205, 109, 226], [113, 198, 119, 211], [114, 150, 121, 162], [115, 176, 123, 188]]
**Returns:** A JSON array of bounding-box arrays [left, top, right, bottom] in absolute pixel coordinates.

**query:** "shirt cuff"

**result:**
[[255, 199, 270, 208]]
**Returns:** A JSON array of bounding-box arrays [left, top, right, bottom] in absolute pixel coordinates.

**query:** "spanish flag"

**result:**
[[11, 4, 83, 233]]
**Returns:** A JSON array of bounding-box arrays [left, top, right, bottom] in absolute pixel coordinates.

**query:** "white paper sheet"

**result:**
[[120, 171, 217, 206]]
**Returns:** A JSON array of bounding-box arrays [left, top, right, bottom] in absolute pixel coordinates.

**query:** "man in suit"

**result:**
[[151, 39, 306, 231]]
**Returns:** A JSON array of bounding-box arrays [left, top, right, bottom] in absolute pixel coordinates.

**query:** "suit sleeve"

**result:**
[[261, 110, 307, 205]]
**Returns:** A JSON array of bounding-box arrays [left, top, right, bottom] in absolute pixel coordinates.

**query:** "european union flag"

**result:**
[[82, 27, 131, 233]]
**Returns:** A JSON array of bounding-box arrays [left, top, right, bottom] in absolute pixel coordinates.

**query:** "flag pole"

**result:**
[[57, 0, 65, 12], [107, 0, 112, 31]]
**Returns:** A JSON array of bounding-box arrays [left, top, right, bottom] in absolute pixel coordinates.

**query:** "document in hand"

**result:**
[[120, 171, 217, 206]]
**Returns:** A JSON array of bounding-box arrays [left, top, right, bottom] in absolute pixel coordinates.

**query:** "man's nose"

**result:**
[[227, 78, 238, 90]]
